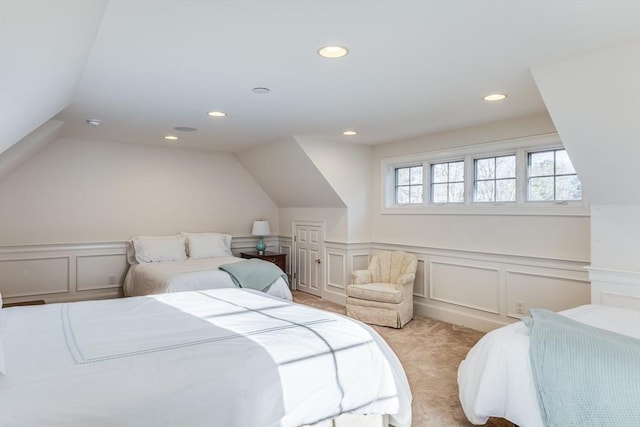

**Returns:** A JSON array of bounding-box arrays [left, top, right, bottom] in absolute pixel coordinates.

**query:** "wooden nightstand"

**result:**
[[240, 251, 286, 273]]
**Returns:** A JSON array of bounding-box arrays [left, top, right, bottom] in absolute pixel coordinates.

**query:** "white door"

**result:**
[[293, 222, 324, 297]]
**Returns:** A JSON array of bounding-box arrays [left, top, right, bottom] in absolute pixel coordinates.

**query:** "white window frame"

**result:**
[[381, 133, 589, 216], [394, 164, 424, 205], [429, 159, 465, 204]]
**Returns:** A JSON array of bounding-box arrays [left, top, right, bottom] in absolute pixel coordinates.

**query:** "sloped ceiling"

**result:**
[[0, 1, 107, 154], [532, 38, 640, 205], [0, 119, 64, 180], [234, 136, 345, 208]]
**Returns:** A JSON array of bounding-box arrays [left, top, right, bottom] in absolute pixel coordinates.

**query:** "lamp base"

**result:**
[[256, 236, 266, 255]]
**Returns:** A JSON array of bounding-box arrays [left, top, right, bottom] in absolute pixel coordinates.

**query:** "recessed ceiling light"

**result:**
[[173, 126, 198, 132], [318, 45, 349, 58], [252, 87, 270, 94], [86, 119, 101, 126], [164, 135, 179, 141], [343, 130, 357, 136], [483, 93, 507, 101], [207, 111, 227, 117]]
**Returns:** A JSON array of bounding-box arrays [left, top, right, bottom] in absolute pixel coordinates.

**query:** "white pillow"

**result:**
[[182, 232, 232, 259], [0, 291, 5, 375], [131, 235, 187, 264], [126, 240, 138, 265]]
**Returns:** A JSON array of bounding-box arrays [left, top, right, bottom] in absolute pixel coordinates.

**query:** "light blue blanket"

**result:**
[[219, 259, 288, 292], [524, 309, 640, 427]]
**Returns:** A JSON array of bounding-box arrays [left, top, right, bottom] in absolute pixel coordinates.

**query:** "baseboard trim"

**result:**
[[322, 288, 346, 306], [413, 300, 511, 333]]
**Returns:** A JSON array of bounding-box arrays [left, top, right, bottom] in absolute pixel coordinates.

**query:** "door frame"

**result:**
[[291, 220, 325, 295]]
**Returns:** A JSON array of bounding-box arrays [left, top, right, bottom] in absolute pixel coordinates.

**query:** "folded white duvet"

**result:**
[[0, 289, 411, 427]]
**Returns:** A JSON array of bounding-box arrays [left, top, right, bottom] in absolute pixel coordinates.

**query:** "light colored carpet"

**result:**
[[293, 291, 515, 427]]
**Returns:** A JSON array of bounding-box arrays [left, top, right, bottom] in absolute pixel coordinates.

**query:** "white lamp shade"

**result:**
[[252, 220, 270, 236]]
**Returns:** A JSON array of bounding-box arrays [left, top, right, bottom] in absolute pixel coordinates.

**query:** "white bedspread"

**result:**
[[0, 289, 411, 427], [124, 257, 292, 301], [458, 304, 640, 426]]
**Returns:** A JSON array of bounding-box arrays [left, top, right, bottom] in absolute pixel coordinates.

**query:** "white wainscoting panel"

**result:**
[[76, 254, 128, 291], [0, 242, 127, 304], [587, 267, 640, 310], [319, 242, 372, 306], [430, 261, 500, 314], [279, 243, 292, 276], [327, 252, 346, 289], [373, 243, 589, 332], [0, 256, 70, 297], [413, 259, 427, 298], [505, 270, 590, 319], [352, 254, 370, 271]]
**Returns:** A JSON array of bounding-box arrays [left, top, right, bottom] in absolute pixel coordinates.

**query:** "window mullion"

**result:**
[[465, 154, 473, 205], [422, 161, 428, 206], [516, 148, 526, 205]]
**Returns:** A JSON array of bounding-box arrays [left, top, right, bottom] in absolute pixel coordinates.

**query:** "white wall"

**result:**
[[372, 112, 590, 261], [278, 208, 348, 243], [234, 137, 345, 208], [296, 137, 373, 243], [0, 137, 279, 245], [591, 204, 640, 271], [532, 39, 640, 309]]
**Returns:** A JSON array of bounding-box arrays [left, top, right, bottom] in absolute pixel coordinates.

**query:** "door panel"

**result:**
[[294, 223, 323, 297]]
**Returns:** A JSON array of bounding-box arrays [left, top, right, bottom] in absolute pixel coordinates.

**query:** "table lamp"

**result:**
[[252, 220, 270, 255]]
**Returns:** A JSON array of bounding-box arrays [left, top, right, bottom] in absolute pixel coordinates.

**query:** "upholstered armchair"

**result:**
[[346, 251, 417, 328]]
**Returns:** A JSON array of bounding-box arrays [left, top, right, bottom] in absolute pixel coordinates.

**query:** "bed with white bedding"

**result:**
[[124, 256, 292, 300], [124, 232, 292, 301], [0, 288, 411, 427], [458, 304, 640, 427]]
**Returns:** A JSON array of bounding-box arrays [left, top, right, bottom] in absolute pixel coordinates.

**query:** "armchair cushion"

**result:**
[[368, 251, 418, 284], [396, 272, 416, 286], [351, 269, 373, 285], [346, 283, 403, 304]]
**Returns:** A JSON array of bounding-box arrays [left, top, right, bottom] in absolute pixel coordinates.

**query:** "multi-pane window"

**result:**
[[395, 166, 423, 204], [474, 155, 516, 202], [431, 160, 464, 203], [528, 149, 582, 201], [384, 136, 586, 213]]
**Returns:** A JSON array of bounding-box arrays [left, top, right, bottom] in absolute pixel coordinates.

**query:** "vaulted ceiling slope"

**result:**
[[234, 136, 345, 208], [533, 38, 640, 205], [2, 1, 640, 155], [0, 0, 107, 154]]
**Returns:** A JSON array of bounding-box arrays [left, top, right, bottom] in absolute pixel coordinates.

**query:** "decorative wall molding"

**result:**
[[326, 251, 346, 289], [413, 259, 427, 298], [587, 267, 640, 310], [0, 236, 284, 304], [1, 238, 600, 333], [430, 261, 501, 315], [0, 243, 127, 304], [323, 241, 590, 332]]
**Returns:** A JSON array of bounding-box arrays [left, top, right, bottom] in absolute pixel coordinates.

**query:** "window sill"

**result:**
[[381, 202, 590, 216]]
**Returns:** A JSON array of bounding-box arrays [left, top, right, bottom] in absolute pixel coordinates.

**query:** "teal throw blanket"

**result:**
[[219, 259, 288, 292], [524, 309, 640, 427]]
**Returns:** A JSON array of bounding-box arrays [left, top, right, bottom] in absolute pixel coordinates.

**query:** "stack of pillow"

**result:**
[[127, 232, 233, 265]]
